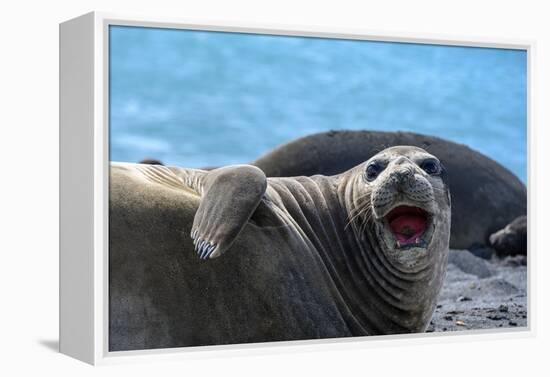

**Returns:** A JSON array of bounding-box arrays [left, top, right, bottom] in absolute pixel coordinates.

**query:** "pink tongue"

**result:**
[[389, 215, 427, 243]]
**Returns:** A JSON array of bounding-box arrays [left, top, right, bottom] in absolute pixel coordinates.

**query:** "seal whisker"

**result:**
[[359, 212, 374, 236], [346, 196, 373, 231], [346, 198, 369, 221], [347, 202, 369, 221], [352, 191, 373, 203]]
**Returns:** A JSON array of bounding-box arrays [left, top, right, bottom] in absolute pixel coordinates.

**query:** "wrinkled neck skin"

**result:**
[[332, 165, 450, 334]]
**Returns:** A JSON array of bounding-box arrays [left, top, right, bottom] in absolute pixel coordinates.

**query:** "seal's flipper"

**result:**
[[190, 165, 267, 260]]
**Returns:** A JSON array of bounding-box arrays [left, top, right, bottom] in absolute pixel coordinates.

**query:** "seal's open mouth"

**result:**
[[385, 205, 431, 249]]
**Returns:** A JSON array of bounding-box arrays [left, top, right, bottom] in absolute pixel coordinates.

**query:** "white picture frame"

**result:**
[[59, 11, 534, 365]]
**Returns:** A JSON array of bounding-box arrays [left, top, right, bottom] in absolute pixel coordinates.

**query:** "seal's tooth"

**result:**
[[396, 240, 401, 248]]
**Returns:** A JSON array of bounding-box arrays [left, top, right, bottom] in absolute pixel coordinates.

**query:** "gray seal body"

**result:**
[[110, 146, 451, 351]]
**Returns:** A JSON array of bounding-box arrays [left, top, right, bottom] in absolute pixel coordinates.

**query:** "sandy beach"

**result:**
[[428, 250, 527, 332]]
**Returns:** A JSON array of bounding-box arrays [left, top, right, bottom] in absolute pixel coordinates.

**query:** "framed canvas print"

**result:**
[[59, 12, 532, 365]]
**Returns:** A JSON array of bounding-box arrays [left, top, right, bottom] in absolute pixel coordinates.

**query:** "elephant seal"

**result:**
[[251, 130, 526, 250], [489, 215, 527, 256], [110, 146, 451, 351]]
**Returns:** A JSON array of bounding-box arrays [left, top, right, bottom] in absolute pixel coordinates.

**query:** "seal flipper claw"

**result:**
[[199, 244, 215, 260], [202, 244, 212, 259], [200, 242, 211, 259], [206, 244, 217, 259], [196, 239, 206, 256], [191, 165, 267, 259]]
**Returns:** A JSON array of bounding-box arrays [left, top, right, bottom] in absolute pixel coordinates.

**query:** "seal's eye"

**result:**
[[421, 159, 441, 175], [365, 161, 384, 181]]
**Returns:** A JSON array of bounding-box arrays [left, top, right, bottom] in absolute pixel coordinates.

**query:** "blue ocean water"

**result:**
[[109, 26, 527, 182]]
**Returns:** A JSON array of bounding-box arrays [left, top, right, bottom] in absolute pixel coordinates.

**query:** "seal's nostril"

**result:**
[[390, 166, 415, 186]]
